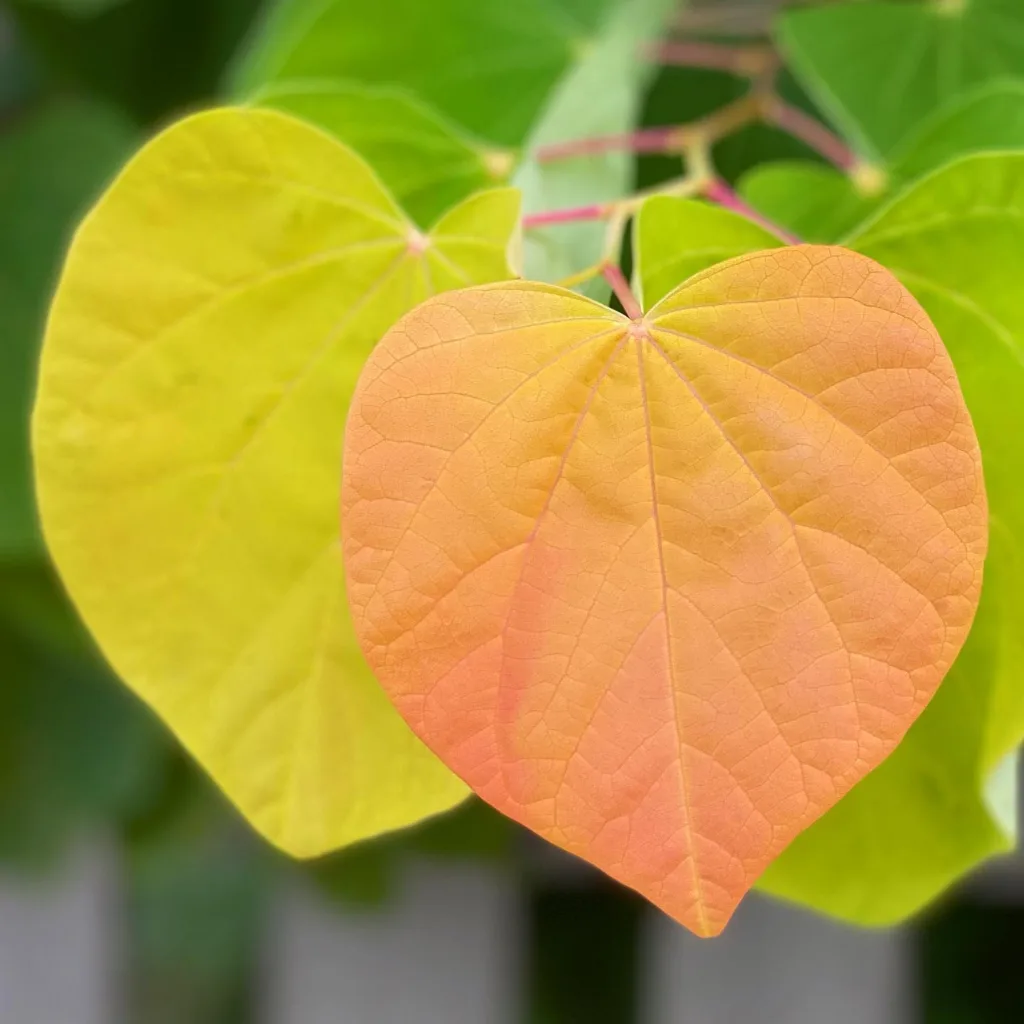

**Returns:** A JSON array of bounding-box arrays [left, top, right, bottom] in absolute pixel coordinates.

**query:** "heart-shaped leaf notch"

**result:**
[[342, 246, 987, 936]]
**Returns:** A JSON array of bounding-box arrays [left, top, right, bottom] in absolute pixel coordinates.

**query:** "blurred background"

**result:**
[[1, 0, 1023, 1021]]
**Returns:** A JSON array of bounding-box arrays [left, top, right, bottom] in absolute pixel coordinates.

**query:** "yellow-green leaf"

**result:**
[[32, 106, 521, 857]]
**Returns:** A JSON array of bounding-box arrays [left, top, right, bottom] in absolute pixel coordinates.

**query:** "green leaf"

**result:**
[[740, 82, 1024, 244], [232, 0, 623, 146], [891, 80, 1024, 183], [738, 162, 878, 244], [252, 81, 513, 229], [0, 98, 134, 558], [33, 107, 522, 860], [777, 0, 1024, 161], [634, 170, 1024, 924], [634, 196, 780, 308]]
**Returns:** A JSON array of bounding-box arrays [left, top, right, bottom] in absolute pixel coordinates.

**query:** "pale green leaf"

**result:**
[[33, 107, 521, 858], [514, 0, 676, 288]]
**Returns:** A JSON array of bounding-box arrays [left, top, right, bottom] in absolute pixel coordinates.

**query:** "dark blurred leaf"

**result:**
[[0, 97, 133, 558], [407, 798, 515, 861], [16, 0, 130, 17], [10, 0, 264, 123], [307, 838, 398, 909], [528, 881, 645, 1024], [126, 772, 269, 1024], [922, 901, 1024, 1024], [0, 561, 92, 655], [308, 799, 516, 910], [0, 10, 42, 115], [0, 569, 169, 865]]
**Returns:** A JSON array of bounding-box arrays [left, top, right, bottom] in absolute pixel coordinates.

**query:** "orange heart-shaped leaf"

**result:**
[[341, 246, 987, 936]]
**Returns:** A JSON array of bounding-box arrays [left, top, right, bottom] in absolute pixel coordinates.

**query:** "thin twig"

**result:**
[[538, 125, 685, 162], [650, 40, 779, 78], [536, 87, 862, 180], [761, 97, 858, 172], [525, 173, 707, 239], [602, 264, 643, 320], [522, 203, 609, 230], [537, 94, 762, 166]]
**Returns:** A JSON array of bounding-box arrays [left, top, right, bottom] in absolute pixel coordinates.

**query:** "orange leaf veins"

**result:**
[[341, 246, 987, 936]]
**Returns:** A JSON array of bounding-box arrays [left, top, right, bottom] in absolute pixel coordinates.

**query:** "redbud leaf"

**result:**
[[342, 247, 987, 936], [32, 107, 521, 858]]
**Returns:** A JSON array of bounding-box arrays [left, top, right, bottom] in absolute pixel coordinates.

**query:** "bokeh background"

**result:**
[[1, 0, 1023, 1021]]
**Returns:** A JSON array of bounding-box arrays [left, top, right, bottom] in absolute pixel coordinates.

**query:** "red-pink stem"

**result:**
[[765, 100, 857, 172], [602, 264, 643, 320], [705, 178, 800, 244], [649, 40, 773, 76], [522, 203, 608, 230], [647, 40, 770, 74], [538, 125, 682, 163]]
